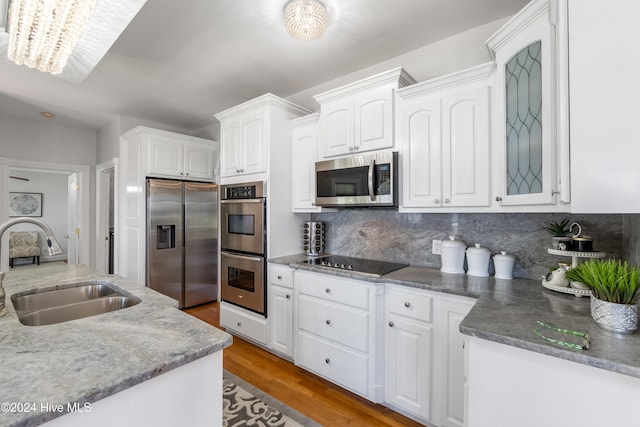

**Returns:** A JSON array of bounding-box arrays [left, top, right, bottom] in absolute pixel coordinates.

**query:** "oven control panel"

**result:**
[[221, 181, 264, 199]]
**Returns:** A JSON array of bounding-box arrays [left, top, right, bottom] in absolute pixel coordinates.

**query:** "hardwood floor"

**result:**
[[185, 302, 424, 427]]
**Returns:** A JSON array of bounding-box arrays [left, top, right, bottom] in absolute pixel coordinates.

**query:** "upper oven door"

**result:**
[[220, 198, 265, 255]]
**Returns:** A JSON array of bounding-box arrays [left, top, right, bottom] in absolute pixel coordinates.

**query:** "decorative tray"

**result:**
[[547, 248, 606, 258], [541, 279, 592, 298]]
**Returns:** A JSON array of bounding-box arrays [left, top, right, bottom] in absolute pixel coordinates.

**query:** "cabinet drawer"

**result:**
[[220, 303, 267, 345], [296, 271, 370, 309], [298, 295, 369, 352], [387, 286, 433, 323], [269, 264, 293, 289], [297, 331, 368, 397]]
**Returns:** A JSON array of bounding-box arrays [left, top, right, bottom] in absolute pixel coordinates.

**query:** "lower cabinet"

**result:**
[[294, 270, 385, 402], [268, 264, 294, 359], [384, 284, 476, 426], [220, 301, 267, 345]]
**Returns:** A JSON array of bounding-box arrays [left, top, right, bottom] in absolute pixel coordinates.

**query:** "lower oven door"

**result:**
[[221, 251, 265, 315]]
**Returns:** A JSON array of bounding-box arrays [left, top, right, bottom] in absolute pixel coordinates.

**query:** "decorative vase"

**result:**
[[590, 296, 638, 334]]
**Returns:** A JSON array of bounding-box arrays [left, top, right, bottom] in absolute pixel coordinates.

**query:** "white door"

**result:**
[[67, 173, 80, 265]]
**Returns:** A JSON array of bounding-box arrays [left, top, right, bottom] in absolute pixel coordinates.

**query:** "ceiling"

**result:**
[[0, 0, 530, 133]]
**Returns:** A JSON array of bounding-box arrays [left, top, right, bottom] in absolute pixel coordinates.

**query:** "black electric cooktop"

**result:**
[[302, 255, 408, 278]]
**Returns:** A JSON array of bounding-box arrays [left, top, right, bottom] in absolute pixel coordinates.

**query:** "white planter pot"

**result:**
[[590, 296, 638, 334]]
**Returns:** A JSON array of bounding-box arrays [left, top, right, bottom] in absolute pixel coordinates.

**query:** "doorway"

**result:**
[[96, 159, 117, 274], [0, 158, 90, 272]]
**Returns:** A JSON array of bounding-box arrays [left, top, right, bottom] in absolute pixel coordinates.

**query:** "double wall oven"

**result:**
[[220, 181, 267, 316]]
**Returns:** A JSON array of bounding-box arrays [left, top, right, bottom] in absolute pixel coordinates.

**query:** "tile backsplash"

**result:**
[[310, 211, 625, 280]]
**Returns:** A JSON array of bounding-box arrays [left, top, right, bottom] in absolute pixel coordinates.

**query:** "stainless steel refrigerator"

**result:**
[[147, 178, 218, 308]]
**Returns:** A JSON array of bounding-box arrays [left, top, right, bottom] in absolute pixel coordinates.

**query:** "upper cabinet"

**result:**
[[148, 133, 215, 180], [397, 64, 493, 211], [290, 114, 322, 213], [486, 0, 570, 209], [568, 0, 640, 213], [215, 93, 311, 183], [314, 68, 415, 159]]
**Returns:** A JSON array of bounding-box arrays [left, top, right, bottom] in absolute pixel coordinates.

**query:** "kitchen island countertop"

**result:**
[[270, 254, 640, 379], [0, 263, 232, 427]]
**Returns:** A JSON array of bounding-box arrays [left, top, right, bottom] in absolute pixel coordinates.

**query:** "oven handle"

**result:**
[[221, 251, 263, 263], [221, 198, 265, 204], [367, 159, 375, 201]]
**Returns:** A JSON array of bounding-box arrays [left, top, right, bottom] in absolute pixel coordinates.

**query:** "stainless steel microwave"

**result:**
[[315, 150, 398, 208]]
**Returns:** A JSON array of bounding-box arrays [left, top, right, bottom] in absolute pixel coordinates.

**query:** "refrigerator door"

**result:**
[[147, 179, 184, 306], [184, 181, 218, 307]]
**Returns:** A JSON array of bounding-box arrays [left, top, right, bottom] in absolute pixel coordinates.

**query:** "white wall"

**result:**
[[286, 17, 508, 112], [7, 170, 69, 263]]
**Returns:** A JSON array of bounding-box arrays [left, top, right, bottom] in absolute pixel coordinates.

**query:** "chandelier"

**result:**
[[283, 0, 327, 41], [6, 0, 97, 75]]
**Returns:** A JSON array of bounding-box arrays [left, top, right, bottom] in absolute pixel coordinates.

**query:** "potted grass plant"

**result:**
[[565, 259, 640, 334], [544, 217, 572, 250]]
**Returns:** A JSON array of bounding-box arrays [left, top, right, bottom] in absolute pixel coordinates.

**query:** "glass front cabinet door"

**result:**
[[487, 0, 570, 207]]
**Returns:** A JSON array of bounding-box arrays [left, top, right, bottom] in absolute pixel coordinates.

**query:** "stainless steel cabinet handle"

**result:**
[[286, 294, 290, 299], [551, 190, 560, 196], [444, 198, 450, 204], [496, 196, 503, 202], [349, 146, 354, 151], [325, 288, 331, 293], [353, 145, 359, 150], [325, 358, 331, 364], [237, 322, 242, 327], [326, 319, 331, 325], [434, 199, 440, 204], [277, 275, 282, 280], [389, 321, 395, 327], [404, 302, 411, 308]]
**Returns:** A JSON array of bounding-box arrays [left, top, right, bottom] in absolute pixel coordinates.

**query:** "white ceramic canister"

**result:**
[[493, 251, 515, 280], [466, 243, 490, 277], [440, 236, 466, 275]]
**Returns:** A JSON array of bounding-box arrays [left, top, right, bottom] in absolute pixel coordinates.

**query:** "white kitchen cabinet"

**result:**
[[218, 109, 267, 178], [568, 0, 640, 213], [290, 114, 321, 212], [268, 264, 294, 359], [487, 0, 570, 208], [385, 286, 435, 422], [148, 135, 215, 180], [384, 284, 476, 427], [397, 63, 493, 211], [436, 294, 475, 427], [216, 94, 310, 182], [314, 67, 415, 159], [220, 301, 268, 345], [294, 270, 384, 402]]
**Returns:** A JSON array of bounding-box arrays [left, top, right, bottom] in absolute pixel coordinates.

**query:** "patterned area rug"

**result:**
[[223, 371, 323, 427]]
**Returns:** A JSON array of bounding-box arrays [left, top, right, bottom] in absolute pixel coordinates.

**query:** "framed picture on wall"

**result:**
[[9, 192, 43, 217]]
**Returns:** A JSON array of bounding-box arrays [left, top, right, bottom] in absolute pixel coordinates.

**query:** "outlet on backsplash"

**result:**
[[432, 239, 442, 255]]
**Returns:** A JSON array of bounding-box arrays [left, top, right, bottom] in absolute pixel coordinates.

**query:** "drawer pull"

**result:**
[[404, 302, 411, 308], [389, 321, 394, 327], [325, 358, 331, 364], [277, 275, 283, 280], [325, 288, 331, 294], [286, 294, 290, 299], [326, 319, 331, 325], [237, 322, 242, 327]]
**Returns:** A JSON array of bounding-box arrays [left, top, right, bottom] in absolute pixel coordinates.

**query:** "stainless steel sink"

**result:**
[[11, 281, 141, 326]]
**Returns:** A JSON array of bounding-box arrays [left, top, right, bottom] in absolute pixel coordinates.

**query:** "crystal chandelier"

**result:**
[[283, 0, 327, 41], [6, 0, 97, 75]]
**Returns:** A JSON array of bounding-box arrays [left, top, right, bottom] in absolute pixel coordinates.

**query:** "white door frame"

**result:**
[[0, 157, 91, 271], [96, 158, 118, 274]]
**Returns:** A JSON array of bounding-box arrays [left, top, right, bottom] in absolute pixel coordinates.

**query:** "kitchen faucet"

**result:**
[[0, 218, 63, 317]]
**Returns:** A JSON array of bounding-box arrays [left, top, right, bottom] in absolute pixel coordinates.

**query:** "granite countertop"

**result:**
[[270, 254, 640, 379], [0, 263, 232, 427]]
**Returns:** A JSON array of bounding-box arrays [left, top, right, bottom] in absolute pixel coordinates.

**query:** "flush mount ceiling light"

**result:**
[[6, 0, 97, 75], [284, 0, 327, 41]]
